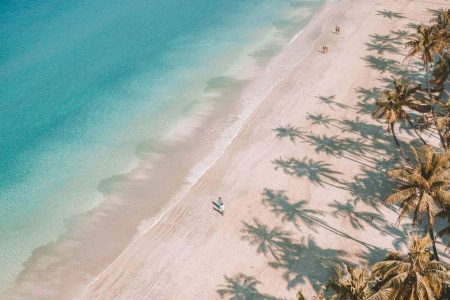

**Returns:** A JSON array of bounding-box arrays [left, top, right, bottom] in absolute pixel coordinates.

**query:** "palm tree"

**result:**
[[406, 24, 438, 96], [431, 8, 450, 28], [432, 52, 450, 88], [406, 24, 447, 148], [327, 264, 373, 300], [434, 108, 450, 150], [389, 78, 427, 145], [372, 79, 420, 162], [437, 207, 450, 249], [369, 235, 450, 300], [386, 145, 450, 260], [431, 8, 449, 54]]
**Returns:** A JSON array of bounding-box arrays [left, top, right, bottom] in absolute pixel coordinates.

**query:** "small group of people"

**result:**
[[322, 25, 341, 54]]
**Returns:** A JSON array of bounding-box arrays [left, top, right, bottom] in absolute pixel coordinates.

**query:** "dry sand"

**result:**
[[82, 0, 449, 299]]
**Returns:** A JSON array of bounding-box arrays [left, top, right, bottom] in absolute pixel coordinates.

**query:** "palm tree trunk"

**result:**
[[390, 123, 412, 164], [425, 61, 447, 149], [406, 115, 427, 145], [425, 61, 431, 97], [429, 224, 440, 261], [427, 205, 440, 261], [431, 107, 447, 149]]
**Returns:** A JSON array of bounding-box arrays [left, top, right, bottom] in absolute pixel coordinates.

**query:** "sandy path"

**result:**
[[83, 0, 449, 299]]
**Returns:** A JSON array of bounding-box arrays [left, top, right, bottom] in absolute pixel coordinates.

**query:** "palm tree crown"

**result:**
[[372, 79, 411, 126], [372, 79, 424, 161], [406, 24, 440, 101], [386, 145, 450, 260], [370, 236, 449, 300], [432, 52, 450, 87], [327, 264, 373, 300], [406, 24, 438, 66], [372, 78, 421, 127], [431, 8, 449, 54]]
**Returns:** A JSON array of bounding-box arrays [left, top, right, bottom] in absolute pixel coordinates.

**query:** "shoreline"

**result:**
[[82, 3, 329, 294], [82, 0, 450, 299], [4, 0, 448, 298], [1, 2, 325, 299], [82, 0, 353, 298]]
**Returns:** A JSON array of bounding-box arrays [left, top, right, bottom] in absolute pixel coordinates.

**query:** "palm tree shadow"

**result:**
[[307, 113, 335, 128], [217, 273, 277, 300], [305, 115, 402, 210], [333, 118, 401, 208], [348, 168, 397, 210], [380, 222, 411, 250], [261, 189, 325, 232], [365, 41, 401, 55], [315, 95, 357, 110], [355, 87, 382, 113], [275, 114, 399, 172], [273, 157, 347, 190], [365, 33, 404, 55], [370, 33, 404, 46], [241, 218, 292, 259], [391, 29, 409, 40], [328, 199, 385, 230], [258, 191, 380, 249], [268, 236, 349, 291], [305, 113, 393, 151], [376, 10, 406, 19], [241, 219, 350, 292], [274, 97, 402, 209], [273, 124, 304, 142], [339, 117, 390, 144], [273, 126, 380, 168], [305, 134, 379, 167], [405, 22, 419, 30], [362, 55, 407, 76]]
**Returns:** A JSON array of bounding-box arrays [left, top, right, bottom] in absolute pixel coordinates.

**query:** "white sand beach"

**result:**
[[77, 0, 449, 299]]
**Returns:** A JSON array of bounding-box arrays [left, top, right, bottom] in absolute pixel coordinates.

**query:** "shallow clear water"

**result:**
[[0, 0, 323, 290]]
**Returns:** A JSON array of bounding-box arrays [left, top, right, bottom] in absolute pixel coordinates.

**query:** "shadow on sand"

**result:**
[[217, 6, 445, 299]]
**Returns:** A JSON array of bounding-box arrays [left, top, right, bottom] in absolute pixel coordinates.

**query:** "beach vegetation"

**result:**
[[231, 5, 450, 300], [406, 24, 438, 96], [371, 79, 425, 162], [326, 264, 373, 300], [386, 145, 450, 260], [369, 235, 449, 300], [308, 6, 450, 299]]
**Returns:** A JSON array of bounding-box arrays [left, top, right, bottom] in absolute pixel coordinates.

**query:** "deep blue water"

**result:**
[[0, 0, 323, 290]]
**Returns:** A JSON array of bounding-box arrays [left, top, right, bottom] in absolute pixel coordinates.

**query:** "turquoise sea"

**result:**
[[0, 0, 324, 294]]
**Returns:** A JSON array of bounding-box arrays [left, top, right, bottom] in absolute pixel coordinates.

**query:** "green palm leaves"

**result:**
[[370, 236, 449, 300], [432, 52, 450, 87], [406, 25, 437, 70], [324, 237, 449, 300], [386, 145, 450, 260], [323, 236, 449, 300], [372, 79, 424, 162], [328, 265, 372, 300]]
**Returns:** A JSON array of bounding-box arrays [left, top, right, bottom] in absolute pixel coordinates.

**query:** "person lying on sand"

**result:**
[[218, 197, 224, 213], [212, 196, 225, 215]]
